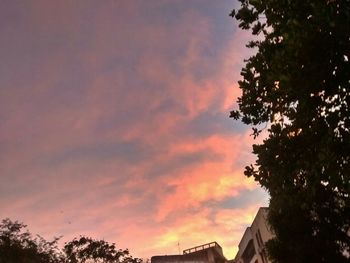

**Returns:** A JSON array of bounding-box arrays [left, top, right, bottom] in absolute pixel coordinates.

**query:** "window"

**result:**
[[257, 229, 264, 247], [255, 233, 261, 247], [242, 240, 256, 263], [260, 250, 268, 263]]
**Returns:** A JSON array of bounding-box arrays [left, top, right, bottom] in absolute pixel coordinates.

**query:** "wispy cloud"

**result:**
[[0, 0, 267, 260]]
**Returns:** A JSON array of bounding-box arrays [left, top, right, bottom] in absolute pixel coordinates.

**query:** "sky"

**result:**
[[0, 0, 268, 259]]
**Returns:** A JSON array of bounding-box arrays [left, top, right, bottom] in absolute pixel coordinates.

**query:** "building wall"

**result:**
[[151, 246, 227, 263], [234, 208, 275, 263], [151, 252, 209, 263], [250, 208, 273, 263]]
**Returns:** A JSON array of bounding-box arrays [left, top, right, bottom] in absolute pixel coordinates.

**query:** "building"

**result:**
[[151, 208, 274, 263], [151, 242, 228, 263], [234, 207, 274, 263]]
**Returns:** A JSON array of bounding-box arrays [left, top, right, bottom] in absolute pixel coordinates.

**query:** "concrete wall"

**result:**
[[234, 208, 275, 263], [250, 208, 274, 263], [151, 247, 226, 263]]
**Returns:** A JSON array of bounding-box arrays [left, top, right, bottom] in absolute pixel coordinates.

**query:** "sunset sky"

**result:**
[[0, 0, 269, 259]]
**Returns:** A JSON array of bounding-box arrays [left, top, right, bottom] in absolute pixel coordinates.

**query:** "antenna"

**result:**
[[178, 241, 181, 255]]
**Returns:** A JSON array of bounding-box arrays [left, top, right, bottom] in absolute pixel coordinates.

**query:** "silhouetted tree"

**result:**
[[0, 218, 64, 263], [0, 219, 141, 263], [230, 0, 350, 262], [64, 236, 141, 263]]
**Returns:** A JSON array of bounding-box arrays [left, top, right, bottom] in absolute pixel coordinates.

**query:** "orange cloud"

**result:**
[[136, 204, 266, 259], [0, 1, 268, 261], [153, 133, 258, 221]]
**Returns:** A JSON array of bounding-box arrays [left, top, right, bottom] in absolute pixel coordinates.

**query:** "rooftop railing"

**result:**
[[183, 242, 222, 255]]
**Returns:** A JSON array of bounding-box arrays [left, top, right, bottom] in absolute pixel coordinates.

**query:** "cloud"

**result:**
[[0, 0, 267, 260], [140, 203, 266, 259]]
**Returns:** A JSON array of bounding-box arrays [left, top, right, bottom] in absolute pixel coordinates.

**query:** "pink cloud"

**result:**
[[105, 129, 257, 223], [136, 204, 266, 259], [0, 1, 268, 261]]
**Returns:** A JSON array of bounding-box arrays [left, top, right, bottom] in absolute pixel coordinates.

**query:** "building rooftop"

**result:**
[[183, 241, 223, 256], [151, 241, 228, 263]]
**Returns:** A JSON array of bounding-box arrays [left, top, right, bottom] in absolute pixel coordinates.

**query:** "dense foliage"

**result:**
[[230, 0, 350, 262], [0, 219, 63, 263], [64, 237, 141, 263], [0, 219, 141, 263]]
